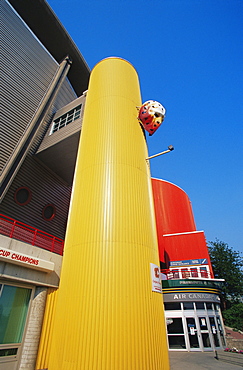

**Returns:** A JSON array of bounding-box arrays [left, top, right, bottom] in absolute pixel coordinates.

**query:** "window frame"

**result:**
[[0, 282, 34, 362], [42, 203, 56, 221], [50, 104, 82, 134], [14, 186, 32, 206]]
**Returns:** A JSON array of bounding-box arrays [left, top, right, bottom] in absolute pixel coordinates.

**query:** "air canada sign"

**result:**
[[164, 292, 220, 303], [0, 247, 54, 273]]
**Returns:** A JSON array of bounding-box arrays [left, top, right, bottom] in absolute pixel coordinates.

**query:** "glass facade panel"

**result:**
[[170, 269, 179, 279], [0, 285, 31, 344], [181, 269, 190, 278], [209, 317, 220, 347], [165, 300, 226, 351], [206, 303, 213, 310], [51, 104, 82, 133], [195, 302, 205, 310], [168, 335, 186, 349], [216, 316, 226, 346], [200, 267, 208, 278], [164, 302, 181, 310], [190, 268, 198, 277], [167, 318, 184, 334], [167, 318, 186, 349], [215, 304, 220, 312], [0, 348, 18, 357], [183, 302, 194, 310], [186, 318, 199, 348], [201, 333, 211, 348], [199, 317, 211, 348]]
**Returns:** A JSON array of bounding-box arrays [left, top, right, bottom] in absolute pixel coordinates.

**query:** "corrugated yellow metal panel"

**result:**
[[48, 57, 169, 369], [35, 288, 58, 370]]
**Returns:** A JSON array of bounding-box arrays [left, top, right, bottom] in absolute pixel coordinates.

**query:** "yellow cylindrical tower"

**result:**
[[47, 57, 169, 370]]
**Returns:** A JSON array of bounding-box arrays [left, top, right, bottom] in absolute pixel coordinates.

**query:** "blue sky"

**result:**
[[48, 0, 243, 255]]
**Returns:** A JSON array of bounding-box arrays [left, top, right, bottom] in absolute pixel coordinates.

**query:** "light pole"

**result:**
[[146, 145, 174, 160]]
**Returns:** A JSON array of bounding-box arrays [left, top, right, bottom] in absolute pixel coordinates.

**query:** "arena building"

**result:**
[[152, 178, 225, 352], [1, 1, 89, 368], [0, 1, 225, 369]]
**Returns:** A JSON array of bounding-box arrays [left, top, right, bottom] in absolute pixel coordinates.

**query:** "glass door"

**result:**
[[216, 316, 226, 347], [186, 317, 200, 351], [209, 317, 220, 348], [166, 317, 186, 350], [198, 316, 212, 350]]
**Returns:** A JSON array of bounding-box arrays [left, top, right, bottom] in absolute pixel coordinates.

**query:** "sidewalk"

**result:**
[[169, 351, 243, 369]]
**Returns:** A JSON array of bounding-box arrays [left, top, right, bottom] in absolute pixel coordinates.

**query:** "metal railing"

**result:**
[[0, 214, 64, 255], [162, 268, 212, 280]]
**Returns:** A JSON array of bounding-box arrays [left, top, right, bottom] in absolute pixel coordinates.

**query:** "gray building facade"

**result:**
[[0, 1, 89, 368]]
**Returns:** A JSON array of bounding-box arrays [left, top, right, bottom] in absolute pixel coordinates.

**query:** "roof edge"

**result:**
[[8, 0, 90, 96]]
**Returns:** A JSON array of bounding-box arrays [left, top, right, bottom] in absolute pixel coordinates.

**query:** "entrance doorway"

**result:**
[[186, 317, 200, 351], [165, 302, 226, 352], [198, 316, 212, 350]]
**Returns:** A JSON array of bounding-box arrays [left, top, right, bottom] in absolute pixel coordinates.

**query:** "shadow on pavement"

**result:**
[[169, 350, 243, 369]]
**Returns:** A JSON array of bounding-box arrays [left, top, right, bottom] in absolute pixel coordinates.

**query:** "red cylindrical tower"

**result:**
[[152, 178, 213, 277], [152, 178, 196, 235]]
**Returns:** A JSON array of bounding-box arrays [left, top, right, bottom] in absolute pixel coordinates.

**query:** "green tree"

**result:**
[[208, 239, 243, 306], [222, 303, 243, 331]]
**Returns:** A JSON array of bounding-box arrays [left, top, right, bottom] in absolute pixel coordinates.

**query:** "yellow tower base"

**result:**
[[46, 57, 169, 370]]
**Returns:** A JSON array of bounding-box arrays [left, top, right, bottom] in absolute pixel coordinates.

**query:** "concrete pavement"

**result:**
[[169, 350, 243, 369]]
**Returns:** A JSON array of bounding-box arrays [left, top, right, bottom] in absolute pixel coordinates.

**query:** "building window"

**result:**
[[167, 265, 211, 280], [50, 104, 82, 134], [14, 187, 32, 206], [200, 267, 209, 278], [164, 302, 181, 310], [42, 204, 56, 221], [190, 268, 198, 278], [167, 318, 186, 349], [183, 302, 194, 310], [181, 269, 190, 278], [195, 302, 205, 310], [186, 317, 200, 348], [206, 303, 213, 310], [167, 269, 179, 279], [0, 284, 32, 357]]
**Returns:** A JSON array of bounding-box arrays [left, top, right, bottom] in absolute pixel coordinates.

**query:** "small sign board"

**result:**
[[170, 258, 208, 267], [0, 247, 54, 273], [150, 263, 162, 293], [190, 327, 195, 335]]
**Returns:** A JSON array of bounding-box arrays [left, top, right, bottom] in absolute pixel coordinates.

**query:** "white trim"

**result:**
[[151, 177, 189, 195], [163, 230, 205, 237]]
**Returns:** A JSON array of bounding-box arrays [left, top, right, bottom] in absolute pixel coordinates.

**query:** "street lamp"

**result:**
[[146, 145, 174, 160]]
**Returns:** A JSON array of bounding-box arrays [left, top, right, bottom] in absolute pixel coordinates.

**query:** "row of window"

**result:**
[[50, 104, 82, 134], [14, 187, 56, 221], [164, 301, 220, 311], [165, 266, 211, 280]]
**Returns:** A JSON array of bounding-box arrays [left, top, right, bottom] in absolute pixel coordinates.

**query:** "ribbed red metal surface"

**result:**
[[151, 178, 213, 277], [152, 178, 196, 264], [152, 178, 196, 235], [163, 231, 214, 277]]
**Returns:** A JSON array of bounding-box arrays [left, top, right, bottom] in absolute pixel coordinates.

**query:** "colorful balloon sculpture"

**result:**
[[138, 100, 166, 136]]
